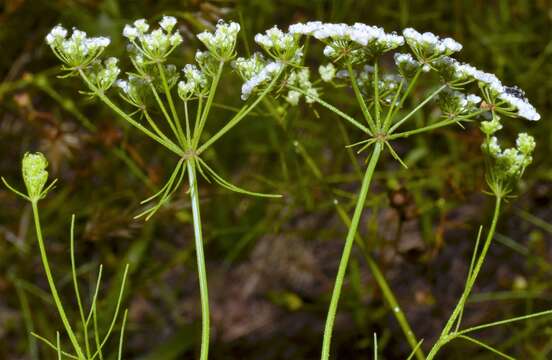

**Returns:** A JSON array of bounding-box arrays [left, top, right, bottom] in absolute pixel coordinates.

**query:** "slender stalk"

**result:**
[[373, 61, 381, 128], [391, 68, 422, 120], [366, 258, 425, 360], [382, 79, 405, 131], [346, 63, 377, 132], [426, 196, 502, 360], [31, 202, 86, 360], [157, 63, 187, 146], [388, 84, 447, 134], [388, 117, 461, 140], [187, 160, 210, 360], [321, 142, 383, 360], [149, 82, 182, 146], [286, 85, 371, 135], [78, 69, 183, 156], [192, 61, 224, 149], [70, 215, 91, 357], [335, 204, 425, 360], [197, 70, 284, 154]]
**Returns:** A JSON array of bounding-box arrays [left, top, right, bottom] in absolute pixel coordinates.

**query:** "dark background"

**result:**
[[1, 0, 551, 359]]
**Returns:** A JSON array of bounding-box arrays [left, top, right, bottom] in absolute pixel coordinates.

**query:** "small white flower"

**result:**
[[403, 27, 462, 59], [159, 16, 177, 32], [46, 25, 67, 45], [286, 90, 301, 105], [134, 19, 150, 33], [241, 61, 283, 100], [123, 25, 139, 40], [319, 63, 336, 82], [466, 94, 481, 104], [516, 133, 536, 154], [487, 136, 501, 156], [288, 21, 323, 36], [115, 79, 130, 93], [498, 91, 540, 121]]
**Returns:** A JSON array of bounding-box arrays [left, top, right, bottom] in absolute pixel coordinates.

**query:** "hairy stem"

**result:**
[[321, 142, 383, 360]]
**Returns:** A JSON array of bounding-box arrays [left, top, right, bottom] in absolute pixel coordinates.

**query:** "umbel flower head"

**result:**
[[197, 20, 240, 61], [22, 152, 49, 201], [123, 16, 183, 61], [46, 25, 110, 69], [254, 26, 303, 63], [482, 131, 535, 196]]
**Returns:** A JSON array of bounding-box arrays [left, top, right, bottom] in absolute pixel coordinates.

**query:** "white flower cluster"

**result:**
[[394, 52, 420, 77], [46, 25, 110, 68], [197, 20, 240, 61], [318, 63, 336, 82], [403, 28, 462, 60], [240, 61, 283, 100], [292, 22, 403, 61], [123, 17, 183, 61], [291, 22, 404, 49], [498, 90, 540, 121], [233, 53, 265, 80], [286, 68, 318, 106], [116, 75, 148, 107], [438, 89, 481, 116], [87, 57, 120, 91], [177, 64, 208, 100], [458, 66, 539, 121], [432, 57, 540, 121], [254, 26, 302, 62]]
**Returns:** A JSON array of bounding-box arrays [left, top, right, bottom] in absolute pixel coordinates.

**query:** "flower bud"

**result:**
[[22, 152, 49, 200]]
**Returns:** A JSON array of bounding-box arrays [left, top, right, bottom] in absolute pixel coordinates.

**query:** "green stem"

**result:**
[[388, 117, 461, 140], [157, 63, 187, 147], [187, 160, 210, 360], [197, 69, 284, 155], [31, 202, 86, 360], [346, 63, 377, 132], [287, 85, 371, 135], [193, 61, 224, 149], [335, 204, 425, 360], [373, 60, 381, 128], [366, 258, 425, 360], [382, 79, 405, 131], [388, 84, 447, 134], [392, 68, 422, 119], [78, 70, 183, 156], [149, 82, 183, 147], [321, 142, 383, 360], [426, 196, 502, 360]]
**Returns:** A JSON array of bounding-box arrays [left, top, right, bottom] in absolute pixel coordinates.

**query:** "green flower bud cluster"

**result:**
[[482, 132, 535, 196], [285, 68, 318, 106], [177, 64, 208, 100], [22, 152, 49, 201], [86, 57, 120, 92]]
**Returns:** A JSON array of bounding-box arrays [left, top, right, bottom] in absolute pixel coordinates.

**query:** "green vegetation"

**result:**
[[1, 1, 551, 359]]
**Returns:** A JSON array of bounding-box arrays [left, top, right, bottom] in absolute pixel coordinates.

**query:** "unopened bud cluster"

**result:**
[[22, 152, 49, 201]]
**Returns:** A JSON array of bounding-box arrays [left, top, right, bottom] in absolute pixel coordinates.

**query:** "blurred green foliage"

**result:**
[[1, 0, 551, 358]]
